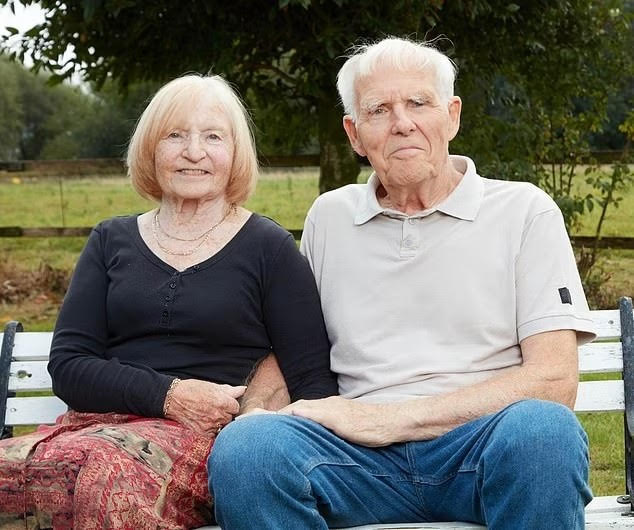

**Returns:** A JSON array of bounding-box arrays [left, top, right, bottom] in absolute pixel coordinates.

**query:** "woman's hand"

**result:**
[[164, 379, 246, 434]]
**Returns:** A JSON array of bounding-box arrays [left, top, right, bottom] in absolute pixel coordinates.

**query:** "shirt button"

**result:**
[[162, 311, 168, 317], [169, 282, 176, 289], [408, 218, 415, 225], [403, 237, 413, 247]]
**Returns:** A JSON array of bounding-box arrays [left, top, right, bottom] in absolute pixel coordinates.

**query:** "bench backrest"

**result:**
[[0, 324, 66, 432], [0, 298, 633, 432]]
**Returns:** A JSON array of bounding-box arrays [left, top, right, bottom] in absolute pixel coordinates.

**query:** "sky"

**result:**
[[1, 2, 45, 66], [1, 2, 82, 83], [0, 2, 45, 41]]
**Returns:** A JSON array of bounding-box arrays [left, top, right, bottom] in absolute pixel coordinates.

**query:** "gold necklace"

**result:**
[[152, 205, 236, 256]]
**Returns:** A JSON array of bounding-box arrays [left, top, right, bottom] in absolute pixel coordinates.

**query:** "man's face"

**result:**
[[343, 66, 461, 189]]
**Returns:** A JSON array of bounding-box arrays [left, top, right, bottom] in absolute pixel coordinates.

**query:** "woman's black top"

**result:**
[[48, 213, 337, 417]]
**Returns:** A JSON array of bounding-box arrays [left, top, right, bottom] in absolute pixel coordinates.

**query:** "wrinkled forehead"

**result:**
[[355, 66, 439, 103], [158, 91, 232, 134]]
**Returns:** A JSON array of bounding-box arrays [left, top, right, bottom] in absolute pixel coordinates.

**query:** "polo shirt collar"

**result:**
[[354, 155, 484, 225]]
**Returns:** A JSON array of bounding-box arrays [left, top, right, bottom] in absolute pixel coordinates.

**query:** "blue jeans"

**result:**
[[208, 400, 591, 529]]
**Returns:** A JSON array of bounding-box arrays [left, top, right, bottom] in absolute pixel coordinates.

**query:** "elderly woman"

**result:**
[[0, 74, 336, 529]]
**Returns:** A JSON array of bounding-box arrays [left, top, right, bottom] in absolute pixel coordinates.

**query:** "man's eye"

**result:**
[[369, 107, 386, 115]]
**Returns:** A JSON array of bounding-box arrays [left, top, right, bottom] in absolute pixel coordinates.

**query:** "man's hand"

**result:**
[[165, 379, 246, 434], [281, 396, 396, 447]]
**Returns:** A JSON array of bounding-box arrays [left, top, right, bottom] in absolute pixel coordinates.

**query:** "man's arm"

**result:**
[[282, 329, 578, 447], [239, 353, 290, 415]]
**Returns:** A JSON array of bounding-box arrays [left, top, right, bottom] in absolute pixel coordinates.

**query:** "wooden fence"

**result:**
[[1, 154, 631, 248], [0, 226, 632, 249]]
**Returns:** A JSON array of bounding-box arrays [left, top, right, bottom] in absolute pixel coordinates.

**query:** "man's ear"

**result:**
[[447, 96, 462, 141], [343, 115, 367, 157]]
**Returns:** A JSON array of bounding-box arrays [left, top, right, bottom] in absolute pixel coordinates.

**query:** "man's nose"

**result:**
[[391, 106, 416, 135]]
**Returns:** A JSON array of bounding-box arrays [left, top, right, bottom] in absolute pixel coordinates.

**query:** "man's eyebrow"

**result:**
[[410, 90, 434, 101], [360, 99, 384, 112]]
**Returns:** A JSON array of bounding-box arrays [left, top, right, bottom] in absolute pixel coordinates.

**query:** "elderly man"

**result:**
[[209, 37, 595, 529]]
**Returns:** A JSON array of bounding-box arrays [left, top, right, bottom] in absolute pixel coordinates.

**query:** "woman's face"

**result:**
[[154, 95, 235, 202]]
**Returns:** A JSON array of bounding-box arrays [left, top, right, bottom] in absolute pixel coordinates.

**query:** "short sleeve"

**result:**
[[515, 208, 596, 344]]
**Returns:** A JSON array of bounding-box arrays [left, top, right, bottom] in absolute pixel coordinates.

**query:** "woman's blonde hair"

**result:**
[[126, 74, 258, 205]]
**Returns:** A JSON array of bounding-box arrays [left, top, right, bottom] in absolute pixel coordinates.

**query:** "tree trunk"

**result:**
[[317, 90, 360, 194]]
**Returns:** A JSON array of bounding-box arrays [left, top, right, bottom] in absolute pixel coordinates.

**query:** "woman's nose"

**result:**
[[183, 134, 206, 160]]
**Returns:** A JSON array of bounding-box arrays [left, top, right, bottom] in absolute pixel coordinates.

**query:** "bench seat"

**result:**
[[1, 296, 633, 528]]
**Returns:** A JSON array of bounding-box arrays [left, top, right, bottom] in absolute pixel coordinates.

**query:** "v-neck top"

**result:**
[[49, 213, 337, 417]]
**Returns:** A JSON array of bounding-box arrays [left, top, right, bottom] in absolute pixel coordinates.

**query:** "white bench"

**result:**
[[1, 296, 634, 528]]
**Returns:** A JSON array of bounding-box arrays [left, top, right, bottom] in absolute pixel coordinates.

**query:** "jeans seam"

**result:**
[[406, 443, 431, 520], [303, 459, 395, 479]]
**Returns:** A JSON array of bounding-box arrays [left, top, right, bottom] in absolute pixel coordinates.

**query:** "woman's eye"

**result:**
[[206, 133, 221, 142], [167, 132, 182, 139]]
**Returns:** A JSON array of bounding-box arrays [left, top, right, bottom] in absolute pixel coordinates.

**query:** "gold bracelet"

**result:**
[[163, 378, 181, 417]]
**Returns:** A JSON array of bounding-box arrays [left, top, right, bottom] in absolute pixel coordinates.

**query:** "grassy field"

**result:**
[[0, 167, 632, 496]]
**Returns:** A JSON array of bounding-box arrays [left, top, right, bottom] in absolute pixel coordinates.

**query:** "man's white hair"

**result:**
[[336, 37, 457, 120]]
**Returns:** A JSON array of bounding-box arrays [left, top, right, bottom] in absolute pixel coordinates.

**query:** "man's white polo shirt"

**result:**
[[300, 155, 596, 403]]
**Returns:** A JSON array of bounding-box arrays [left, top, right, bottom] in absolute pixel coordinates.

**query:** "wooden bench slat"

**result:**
[[8, 326, 623, 366], [8, 361, 52, 392], [590, 309, 623, 340], [586, 495, 633, 514], [574, 380, 624, 412], [5, 396, 67, 426], [4, 335, 624, 373], [578, 342, 623, 373], [10, 332, 54, 360]]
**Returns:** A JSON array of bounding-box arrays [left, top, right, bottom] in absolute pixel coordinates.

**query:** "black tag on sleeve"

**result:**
[[558, 287, 572, 305]]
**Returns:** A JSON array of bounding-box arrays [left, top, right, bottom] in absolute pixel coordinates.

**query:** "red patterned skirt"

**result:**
[[0, 411, 215, 529]]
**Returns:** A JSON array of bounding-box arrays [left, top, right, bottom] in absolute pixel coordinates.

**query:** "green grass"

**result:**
[[571, 169, 634, 237], [0, 167, 632, 496], [579, 412, 624, 495], [579, 373, 626, 494]]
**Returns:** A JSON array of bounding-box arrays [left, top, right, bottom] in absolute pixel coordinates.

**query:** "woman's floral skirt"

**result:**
[[0, 411, 215, 529]]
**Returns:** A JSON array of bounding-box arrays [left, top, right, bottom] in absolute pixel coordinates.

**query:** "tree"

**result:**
[[1, 0, 440, 190], [0, 55, 23, 159], [1, 0, 631, 195], [0, 54, 157, 160]]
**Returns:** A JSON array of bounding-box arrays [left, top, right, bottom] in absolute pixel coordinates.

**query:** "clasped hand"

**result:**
[[239, 396, 398, 447], [165, 379, 246, 434]]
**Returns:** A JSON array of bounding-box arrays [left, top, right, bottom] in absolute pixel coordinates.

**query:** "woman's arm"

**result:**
[[263, 235, 338, 401], [48, 225, 174, 417]]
